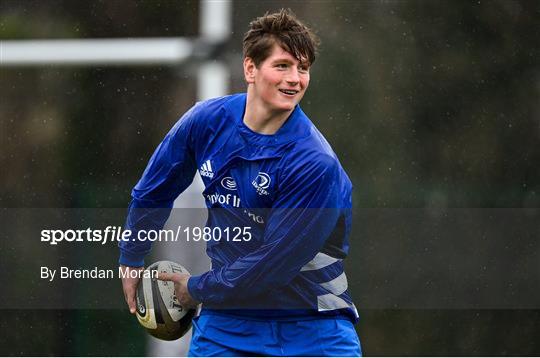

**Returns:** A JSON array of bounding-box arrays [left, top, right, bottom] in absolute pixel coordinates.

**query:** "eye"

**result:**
[[299, 65, 310, 73], [275, 63, 288, 69]]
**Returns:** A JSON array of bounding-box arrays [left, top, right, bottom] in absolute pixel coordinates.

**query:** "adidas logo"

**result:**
[[199, 160, 214, 179]]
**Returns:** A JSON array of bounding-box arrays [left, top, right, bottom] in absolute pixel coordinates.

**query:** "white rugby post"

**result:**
[[155, 1, 231, 356], [0, 38, 194, 66]]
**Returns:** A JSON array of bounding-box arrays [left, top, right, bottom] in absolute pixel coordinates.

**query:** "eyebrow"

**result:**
[[271, 58, 310, 67], [271, 57, 295, 63]]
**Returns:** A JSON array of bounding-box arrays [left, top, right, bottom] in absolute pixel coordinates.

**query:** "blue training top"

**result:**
[[119, 93, 358, 323]]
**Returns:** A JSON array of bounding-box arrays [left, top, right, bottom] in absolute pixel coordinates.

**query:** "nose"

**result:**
[[286, 67, 300, 85]]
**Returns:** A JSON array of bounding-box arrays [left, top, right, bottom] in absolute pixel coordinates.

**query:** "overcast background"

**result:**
[[1, 0, 539, 356]]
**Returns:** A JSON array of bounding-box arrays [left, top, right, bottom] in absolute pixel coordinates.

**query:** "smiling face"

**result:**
[[244, 43, 310, 114]]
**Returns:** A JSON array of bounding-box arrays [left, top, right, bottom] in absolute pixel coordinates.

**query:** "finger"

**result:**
[[157, 272, 178, 282], [126, 289, 137, 314], [128, 298, 136, 314]]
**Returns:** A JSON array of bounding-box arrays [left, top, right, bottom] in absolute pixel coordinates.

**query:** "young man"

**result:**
[[120, 9, 361, 356]]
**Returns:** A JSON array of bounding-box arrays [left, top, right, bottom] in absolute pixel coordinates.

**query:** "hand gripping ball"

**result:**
[[135, 261, 196, 341]]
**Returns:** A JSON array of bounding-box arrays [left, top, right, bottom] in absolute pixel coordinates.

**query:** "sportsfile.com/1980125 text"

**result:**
[[40, 226, 252, 245]]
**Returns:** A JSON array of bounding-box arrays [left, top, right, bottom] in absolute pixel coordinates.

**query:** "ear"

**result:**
[[243, 57, 256, 84]]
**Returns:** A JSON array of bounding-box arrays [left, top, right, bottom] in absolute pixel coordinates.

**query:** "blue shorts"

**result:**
[[188, 314, 362, 357]]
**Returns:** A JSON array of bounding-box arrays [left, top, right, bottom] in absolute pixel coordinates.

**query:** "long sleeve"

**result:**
[[188, 153, 344, 304], [118, 106, 199, 267]]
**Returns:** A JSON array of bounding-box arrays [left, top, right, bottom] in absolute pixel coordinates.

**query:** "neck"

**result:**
[[243, 92, 294, 135]]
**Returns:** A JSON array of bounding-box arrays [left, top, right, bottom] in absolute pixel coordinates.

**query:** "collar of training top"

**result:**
[[224, 93, 311, 147]]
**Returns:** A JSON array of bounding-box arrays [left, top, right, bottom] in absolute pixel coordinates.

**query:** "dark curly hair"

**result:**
[[243, 9, 320, 67]]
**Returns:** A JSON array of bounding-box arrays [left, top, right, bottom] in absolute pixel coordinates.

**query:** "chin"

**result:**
[[263, 96, 299, 112], [274, 100, 298, 112], [278, 103, 296, 111]]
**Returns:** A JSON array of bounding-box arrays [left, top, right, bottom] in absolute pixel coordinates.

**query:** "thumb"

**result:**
[[123, 286, 137, 315], [157, 272, 179, 282], [128, 295, 136, 314]]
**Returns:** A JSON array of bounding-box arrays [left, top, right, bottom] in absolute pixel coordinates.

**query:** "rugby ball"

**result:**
[[135, 261, 196, 340]]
